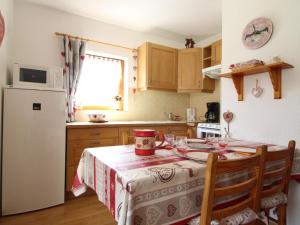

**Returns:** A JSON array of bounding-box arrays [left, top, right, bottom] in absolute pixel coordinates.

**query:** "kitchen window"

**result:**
[[75, 53, 124, 110]]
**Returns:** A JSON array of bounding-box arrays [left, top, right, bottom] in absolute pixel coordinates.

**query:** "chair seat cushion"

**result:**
[[188, 208, 257, 225], [261, 192, 287, 209]]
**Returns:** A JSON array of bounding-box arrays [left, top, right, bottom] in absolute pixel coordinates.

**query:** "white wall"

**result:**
[[0, 0, 14, 206], [13, 1, 190, 121], [222, 0, 300, 224], [196, 33, 222, 48], [0, 0, 13, 100]]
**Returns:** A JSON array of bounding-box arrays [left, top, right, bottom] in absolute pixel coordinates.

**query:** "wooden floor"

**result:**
[[0, 195, 279, 225], [0, 195, 117, 225]]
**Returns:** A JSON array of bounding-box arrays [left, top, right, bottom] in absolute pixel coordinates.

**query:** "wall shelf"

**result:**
[[219, 62, 294, 101]]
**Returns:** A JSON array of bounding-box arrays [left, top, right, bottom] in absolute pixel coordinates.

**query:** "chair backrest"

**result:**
[[200, 146, 267, 225], [262, 140, 296, 198]]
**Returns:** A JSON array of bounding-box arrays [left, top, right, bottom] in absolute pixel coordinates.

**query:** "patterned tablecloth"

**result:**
[[72, 140, 300, 225]]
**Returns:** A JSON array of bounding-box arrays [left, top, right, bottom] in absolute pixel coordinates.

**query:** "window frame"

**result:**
[[77, 53, 125, 111]]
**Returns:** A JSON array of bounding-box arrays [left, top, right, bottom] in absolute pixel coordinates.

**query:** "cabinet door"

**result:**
[[66, 137, 119, 191], [169, 125, 188, 138], [148, 43, 178, 90], [178, 48, 202, 91], [211, 40, 222, 66]]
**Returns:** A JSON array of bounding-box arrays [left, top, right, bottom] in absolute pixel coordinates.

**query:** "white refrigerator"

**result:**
[[2, 87, 66, 215]]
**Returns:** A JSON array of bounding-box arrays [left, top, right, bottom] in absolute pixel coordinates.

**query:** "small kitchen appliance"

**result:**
[[13, 63, 64, 89], [133, 129, 164, 155], [205, 102, 220, 123]]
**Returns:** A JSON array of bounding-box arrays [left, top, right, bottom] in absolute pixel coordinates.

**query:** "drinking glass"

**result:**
[[164, 134, 175, 146], [175, 136, 187, 147], [206, 133, 215, 143], [218, 136, 229, 148]]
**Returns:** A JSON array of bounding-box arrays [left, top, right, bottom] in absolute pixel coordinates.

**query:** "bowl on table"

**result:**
[[88, 113, 107, 123]]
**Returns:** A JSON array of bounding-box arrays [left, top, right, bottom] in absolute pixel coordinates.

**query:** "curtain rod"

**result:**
[[55, 32, 137, 51]]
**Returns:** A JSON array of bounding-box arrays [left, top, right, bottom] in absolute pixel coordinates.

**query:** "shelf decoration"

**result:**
[[185, 38, 195, 48], [0, 10, 5, 47], [242, 17, 273, 49], [223, 110, 234, 138], [132, 49, 138, 94], [219, 62, 294, 101], [251, 79, 263, 98]]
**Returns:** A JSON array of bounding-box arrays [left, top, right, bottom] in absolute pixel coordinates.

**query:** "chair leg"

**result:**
[[277, 204, 287, 225], [262, 208, 270, 224]]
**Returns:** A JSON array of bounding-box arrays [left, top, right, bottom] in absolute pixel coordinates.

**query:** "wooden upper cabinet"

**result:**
[[178, 48, 202, 92], [201, 39, 222, 93], [211, 40, 222, 66], [137, 42, 178, 91]]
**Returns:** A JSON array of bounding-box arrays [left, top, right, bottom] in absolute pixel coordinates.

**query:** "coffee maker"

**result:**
[[205, 102, 220, 123]]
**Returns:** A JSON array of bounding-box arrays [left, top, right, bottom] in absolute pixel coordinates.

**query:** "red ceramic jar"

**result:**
[[133, 129, 158, 155]]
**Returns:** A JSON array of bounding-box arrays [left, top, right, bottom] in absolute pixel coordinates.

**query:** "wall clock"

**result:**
[[242, 17, 273, 49], [0, 10, 5, 47]]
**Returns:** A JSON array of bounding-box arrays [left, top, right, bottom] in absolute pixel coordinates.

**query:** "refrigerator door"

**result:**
[[2, 88, 66, 215]]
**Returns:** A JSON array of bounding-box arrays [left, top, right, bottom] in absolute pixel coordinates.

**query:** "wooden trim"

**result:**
[[118, 60, 125, 111], [216, 154, 261, 173], [214, 177, 257, 197], [264, 168, 286, 179], [213, 197, 253, 220], [200, 153, 218, 225], [263, 184, 285, 198]]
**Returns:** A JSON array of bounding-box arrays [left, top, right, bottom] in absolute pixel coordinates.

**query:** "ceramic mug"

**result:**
[[133, 129, 164, 155]]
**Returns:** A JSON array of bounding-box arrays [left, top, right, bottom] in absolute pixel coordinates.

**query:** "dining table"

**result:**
[[72, 139, 300, 225]]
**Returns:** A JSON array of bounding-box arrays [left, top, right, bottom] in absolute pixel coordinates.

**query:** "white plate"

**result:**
[[187, 143, 215, 150], [185, 151, 209, 161], [172, 148, 209, 161], [228, 146, 256, 153], [187, 139, 206, 143]]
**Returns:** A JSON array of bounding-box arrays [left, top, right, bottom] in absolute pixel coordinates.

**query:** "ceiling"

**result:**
[[20, 0, 222, 40]]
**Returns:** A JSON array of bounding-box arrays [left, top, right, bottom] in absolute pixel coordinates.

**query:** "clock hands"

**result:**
[[245, 25, 269, 40]]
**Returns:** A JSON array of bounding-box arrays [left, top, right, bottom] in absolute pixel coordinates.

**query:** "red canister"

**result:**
[[133, 129, 163, 155]]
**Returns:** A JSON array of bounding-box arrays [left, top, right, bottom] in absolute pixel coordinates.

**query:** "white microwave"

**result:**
[[13, 63, 64, 89]]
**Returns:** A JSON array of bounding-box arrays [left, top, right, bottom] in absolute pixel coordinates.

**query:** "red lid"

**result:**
[[133, 129, 156, 137]]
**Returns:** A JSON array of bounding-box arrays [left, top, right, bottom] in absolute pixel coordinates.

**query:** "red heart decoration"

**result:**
[[0, 11, 5, 47], [223, 111, 233, 123]]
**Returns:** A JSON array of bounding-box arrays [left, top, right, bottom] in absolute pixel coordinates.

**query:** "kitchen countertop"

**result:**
[[66, 120, 191, 128]]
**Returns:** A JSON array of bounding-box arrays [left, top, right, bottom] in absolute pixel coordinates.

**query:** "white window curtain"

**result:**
[[75, 55, 122, 109], [61, 37, 86, 122]]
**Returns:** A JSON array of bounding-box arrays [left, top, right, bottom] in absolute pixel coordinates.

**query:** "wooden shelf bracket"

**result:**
[[232, 74, 244, 101], [268, 68, 282, 99], [219, 62, 293, 101]]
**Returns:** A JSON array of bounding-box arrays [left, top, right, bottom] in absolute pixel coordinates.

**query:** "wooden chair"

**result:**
[[260, 140, 296, 225], [189, 146, 267, 225]]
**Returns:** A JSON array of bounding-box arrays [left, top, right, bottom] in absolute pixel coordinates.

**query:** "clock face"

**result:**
[[0, 10, 5, 47], [242, 17, 273, 49]]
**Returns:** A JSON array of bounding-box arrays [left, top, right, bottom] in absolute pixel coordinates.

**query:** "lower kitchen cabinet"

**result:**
[[66, 123, 188, 195], [66, 127, 119, 193]]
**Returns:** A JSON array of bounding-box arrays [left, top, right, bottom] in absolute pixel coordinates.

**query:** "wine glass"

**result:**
[[218, 136, 229, 148], [175, 136, 187, 148], [164, 134, 175, 146], [206, 133, 215, 143]]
